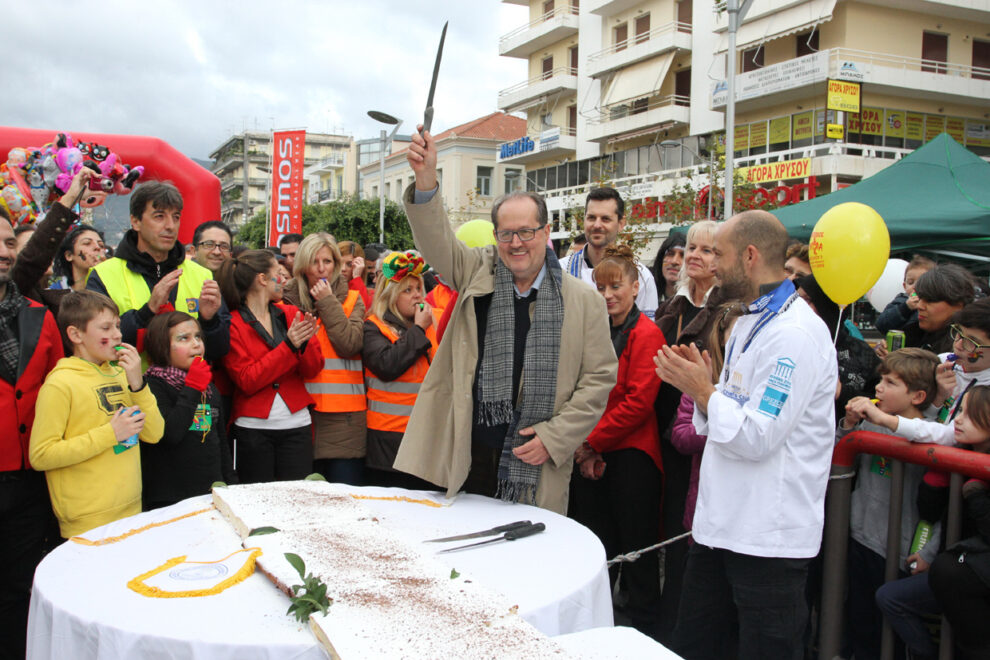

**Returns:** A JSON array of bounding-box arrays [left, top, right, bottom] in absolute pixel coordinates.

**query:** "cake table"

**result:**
[[27, 485, 613, 659]]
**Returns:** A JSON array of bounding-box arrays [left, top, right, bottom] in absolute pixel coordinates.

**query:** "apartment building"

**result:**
[[497, 0, 990, 238], [210, 131, 356, 228], [359, 112, 527, 225]]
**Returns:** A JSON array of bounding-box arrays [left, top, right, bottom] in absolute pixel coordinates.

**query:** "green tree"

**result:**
[[234, 195, 414, 249]]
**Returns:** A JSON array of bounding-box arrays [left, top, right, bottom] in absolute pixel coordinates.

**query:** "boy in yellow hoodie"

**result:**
[[30, 291, 164, 537]]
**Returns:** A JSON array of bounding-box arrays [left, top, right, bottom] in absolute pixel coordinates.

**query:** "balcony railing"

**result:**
[[498, 66, 578, 98], [587, 21, 692, 62], [588, 94, 691, 125], [499, 3, 579, 48], [831, 46, 990, 80]]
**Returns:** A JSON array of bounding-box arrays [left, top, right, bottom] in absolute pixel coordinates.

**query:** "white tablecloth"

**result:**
[[554, 627, 682, 659], [28, 485, 612, 659]]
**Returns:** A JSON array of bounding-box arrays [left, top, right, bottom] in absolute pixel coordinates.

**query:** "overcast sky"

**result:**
[[3, 1, 528, 159]]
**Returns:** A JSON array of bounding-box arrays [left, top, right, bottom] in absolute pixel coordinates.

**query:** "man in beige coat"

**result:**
[[394, 126, 617, 515]]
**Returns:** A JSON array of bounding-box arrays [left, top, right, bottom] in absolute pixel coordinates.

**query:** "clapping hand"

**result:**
[[287, 311, 318, 350]]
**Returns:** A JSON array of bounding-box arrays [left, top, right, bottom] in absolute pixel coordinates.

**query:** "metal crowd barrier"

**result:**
[[819, 430, 990, 660]]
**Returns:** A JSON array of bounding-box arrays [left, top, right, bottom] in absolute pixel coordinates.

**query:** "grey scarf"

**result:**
[[476, 247, 563, 505], [0, 283, 26, 385]]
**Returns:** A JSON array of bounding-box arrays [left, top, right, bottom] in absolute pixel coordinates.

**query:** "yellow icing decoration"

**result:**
[[349, 494, 445, 508], [127, 548, 262, 598], [69, 507, 212, 546]]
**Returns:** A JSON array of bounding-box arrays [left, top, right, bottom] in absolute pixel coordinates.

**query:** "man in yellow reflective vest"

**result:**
[[86, 182, 230, 361]]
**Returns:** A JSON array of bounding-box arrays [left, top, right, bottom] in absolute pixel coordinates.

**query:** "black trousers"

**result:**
[[233, 425, 313, 484], [0, 470, 55, 660], [930, 551, 990, 656], [569, 447, 663, 635], [673, 544, 810, 660]]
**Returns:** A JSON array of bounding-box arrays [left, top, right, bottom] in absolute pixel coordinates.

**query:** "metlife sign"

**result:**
[[712, 51, 829, 108], [499, 137, 535, 160]]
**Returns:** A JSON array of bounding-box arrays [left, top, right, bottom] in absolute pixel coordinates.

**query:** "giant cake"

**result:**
[[213, 481, 567, 659]]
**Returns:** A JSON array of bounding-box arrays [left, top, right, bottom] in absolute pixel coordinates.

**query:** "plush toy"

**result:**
[[78, 141, 110, 163]]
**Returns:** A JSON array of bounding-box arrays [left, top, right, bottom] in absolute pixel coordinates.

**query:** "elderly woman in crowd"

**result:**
[[650, 233, 685, 304], [651, 219, 728, 643], [571, 245, 666, 637], [282, 233, 367, 486]]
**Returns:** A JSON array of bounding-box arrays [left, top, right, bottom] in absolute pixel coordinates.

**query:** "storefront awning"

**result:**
[[715, 0, 836, 53], [603, 52, 675, 106]]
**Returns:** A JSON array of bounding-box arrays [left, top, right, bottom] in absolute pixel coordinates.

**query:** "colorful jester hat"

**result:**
[[382, 250, 429, 283]]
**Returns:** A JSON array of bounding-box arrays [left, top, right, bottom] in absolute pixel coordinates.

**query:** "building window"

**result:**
[[505, 168, 522, 194], [372, 185, 378, 198], [677, 0, 692, 31], [384, 182, 390, 200], [675, 68, 691, 106], [476, 166, 493, 197], [974, 39, 990, 80], [614, 23, 628, 52], [922, 31, 948, 74], [635, 14, 650, 45], [569, 45, 579, 75], [542, 0, 554, 20], [542, 55, 554, 80], [742, 46, 764, 72], [568, 105, 577, 135], [796, 30, 819, 57]]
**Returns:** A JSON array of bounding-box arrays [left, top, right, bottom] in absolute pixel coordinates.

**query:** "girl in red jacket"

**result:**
[[570, 244, 666, 637], [217, 250, 321, 483]]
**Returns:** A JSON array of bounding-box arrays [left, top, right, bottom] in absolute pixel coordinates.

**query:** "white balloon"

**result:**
[[867, 259, 908, 312]]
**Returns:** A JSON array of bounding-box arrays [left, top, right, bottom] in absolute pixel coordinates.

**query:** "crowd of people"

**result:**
[[2, 135, 990, 659]]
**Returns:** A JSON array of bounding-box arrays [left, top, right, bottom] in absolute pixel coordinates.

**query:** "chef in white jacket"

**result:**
[[655, 209, 837, 660]]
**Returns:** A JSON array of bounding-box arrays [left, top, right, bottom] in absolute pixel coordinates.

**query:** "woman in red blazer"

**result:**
[[217, 250, 321, 483], [570, 244, 666, 637]]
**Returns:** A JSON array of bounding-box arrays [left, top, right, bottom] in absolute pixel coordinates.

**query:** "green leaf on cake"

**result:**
[[285, 553, 306, 579], [211, 481, 227, 489], [450, 568, 460, 579], [284, 553, 333, 622], [248, 526, 280, 537], [304, 473, 327, 481]]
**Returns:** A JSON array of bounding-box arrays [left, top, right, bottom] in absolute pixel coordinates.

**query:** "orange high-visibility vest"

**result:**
[[364, 314, 437, 434], [305, 290, 367, 413]]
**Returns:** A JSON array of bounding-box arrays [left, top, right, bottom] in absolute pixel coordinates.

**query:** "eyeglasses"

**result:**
[[197, 240, 231, 253], [950, 325, 990, 353], [494, 226, 543, 243]]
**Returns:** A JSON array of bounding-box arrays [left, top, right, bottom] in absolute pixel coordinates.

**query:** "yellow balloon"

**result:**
[[455, 219, 497, 248], [809, 202, 890, 305]]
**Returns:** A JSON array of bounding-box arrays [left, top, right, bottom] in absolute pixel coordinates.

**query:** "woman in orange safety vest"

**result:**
[[361, 251, 438, 490], [282, 233, 367, 485]]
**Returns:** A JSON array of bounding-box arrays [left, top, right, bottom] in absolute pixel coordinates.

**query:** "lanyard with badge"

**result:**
[[721, 280, 799, 386]]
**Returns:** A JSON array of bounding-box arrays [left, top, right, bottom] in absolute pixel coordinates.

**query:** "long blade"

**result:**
[[436, 536, 503, 554], [422, 21, 448, 133], [423, 520, 531, 544]]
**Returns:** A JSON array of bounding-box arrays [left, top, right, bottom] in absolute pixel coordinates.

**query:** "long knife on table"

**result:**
[[437, 523, 546, 554], [423, 520, 532, 544], [421, 21, 448, 135]]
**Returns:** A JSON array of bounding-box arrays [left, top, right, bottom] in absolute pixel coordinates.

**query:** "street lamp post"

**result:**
[[724, 0, 755, 220], [367, 110, 402, 244], [660, 140, 715, 221]]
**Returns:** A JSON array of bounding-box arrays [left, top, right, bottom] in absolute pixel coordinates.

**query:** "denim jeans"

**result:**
[[672, 543, 810, 660], [875, 572, 940, 660]]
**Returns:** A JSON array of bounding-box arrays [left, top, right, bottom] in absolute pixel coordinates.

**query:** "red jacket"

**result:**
[[223, 303, 322, 422], [1, 298, 63, 472], [586, 312, 665, 472]]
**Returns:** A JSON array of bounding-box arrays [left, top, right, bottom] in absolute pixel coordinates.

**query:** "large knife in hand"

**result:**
[[421, 21, 448, 135]]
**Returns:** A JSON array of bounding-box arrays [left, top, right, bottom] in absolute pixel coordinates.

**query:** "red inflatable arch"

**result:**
[[0, 127, 220, 245]]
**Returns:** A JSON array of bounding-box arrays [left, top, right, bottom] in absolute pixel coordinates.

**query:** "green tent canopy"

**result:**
[[772, 133, 990, 268]]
